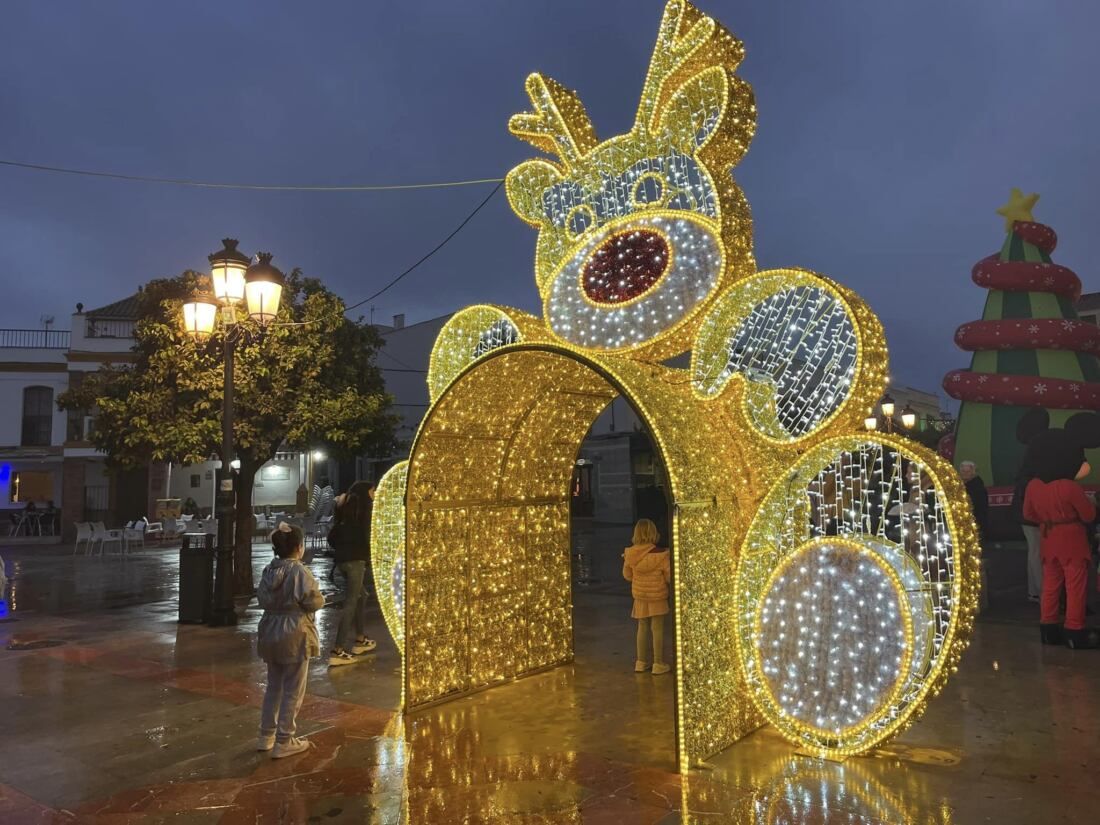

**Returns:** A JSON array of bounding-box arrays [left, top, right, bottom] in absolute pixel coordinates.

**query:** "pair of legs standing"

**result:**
[[635, 614, 669, 674], [259, 658, 310, 756], [1041, 552, 1090, 631], [1023, 524, 1043, 600], [330, 560, 376, 665]]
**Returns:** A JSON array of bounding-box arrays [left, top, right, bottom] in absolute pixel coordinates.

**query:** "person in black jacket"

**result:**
[[326, 481, 377, 666], [959, 461, 989, 539]]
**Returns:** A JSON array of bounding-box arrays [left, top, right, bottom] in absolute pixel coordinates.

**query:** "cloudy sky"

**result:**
[[1, 0, 1098, 396]]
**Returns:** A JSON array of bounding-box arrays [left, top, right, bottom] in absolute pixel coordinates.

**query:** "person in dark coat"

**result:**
[[959, 461, 989, 538], [325, 481, 377, 665]]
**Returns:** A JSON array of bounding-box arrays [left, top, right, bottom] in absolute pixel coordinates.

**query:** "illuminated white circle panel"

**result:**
[[545, 211, 723, 351], [755, 541, 911, 736]]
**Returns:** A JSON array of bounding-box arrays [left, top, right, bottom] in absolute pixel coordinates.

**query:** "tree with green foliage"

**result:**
[[59, 269, 398, 594]]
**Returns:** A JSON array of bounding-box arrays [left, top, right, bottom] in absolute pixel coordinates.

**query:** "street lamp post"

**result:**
[[181, 240, 284, 627], [880, 394, 896, 434]]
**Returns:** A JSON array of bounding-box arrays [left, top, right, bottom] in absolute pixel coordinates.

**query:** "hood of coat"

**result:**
[[261, 557, 297, 588], [258, 558, 303, 609], [624, 543, 667, 571]]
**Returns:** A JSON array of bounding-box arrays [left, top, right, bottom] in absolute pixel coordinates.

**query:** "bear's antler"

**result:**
[[508, 74, 599, 172]]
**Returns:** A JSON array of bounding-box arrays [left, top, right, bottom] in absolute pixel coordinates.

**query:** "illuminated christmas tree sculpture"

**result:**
[[944, 190, 1100, 488]]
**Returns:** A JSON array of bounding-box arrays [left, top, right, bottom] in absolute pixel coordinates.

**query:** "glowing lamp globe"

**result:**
[[880, 394, 895, 418], [901, 405, 917, 429], [864, 416, 878, 431], [181, 292, 219, 340], [208, 238, 249, 303], [244, 253, 284, 326]]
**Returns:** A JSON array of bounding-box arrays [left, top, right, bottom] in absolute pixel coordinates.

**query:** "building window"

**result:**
[[21, 386, 54, 446], [11, 470, 54, 503], [1081, 313, 1098, 326]]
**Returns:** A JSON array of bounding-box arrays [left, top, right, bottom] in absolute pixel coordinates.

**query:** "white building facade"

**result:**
[[1, 295, 327, 539]]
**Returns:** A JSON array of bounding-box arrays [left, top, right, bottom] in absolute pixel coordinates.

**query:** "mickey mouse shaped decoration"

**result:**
[[1018, 408, 1100, 649]]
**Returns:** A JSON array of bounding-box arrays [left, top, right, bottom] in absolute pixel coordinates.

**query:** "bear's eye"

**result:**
[[566, 205, 596, 239], [630, 172, 667, 209]]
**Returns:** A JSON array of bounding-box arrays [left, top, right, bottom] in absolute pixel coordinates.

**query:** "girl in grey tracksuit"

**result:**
[[256, 523, 324, 758]]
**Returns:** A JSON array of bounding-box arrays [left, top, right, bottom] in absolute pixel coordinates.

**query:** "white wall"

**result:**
[[168, 456, 305, 512], [168, 461, 218, 513], [377, 315, 451, 450], [0, 369, 68, 448], [253, 457, 303, 508]]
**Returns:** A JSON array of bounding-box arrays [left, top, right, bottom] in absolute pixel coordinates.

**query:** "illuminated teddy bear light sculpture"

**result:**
[[371, 0, 980, 770]]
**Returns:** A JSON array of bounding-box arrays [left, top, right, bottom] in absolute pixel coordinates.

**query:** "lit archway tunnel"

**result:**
[[402, 344, 764, 771]]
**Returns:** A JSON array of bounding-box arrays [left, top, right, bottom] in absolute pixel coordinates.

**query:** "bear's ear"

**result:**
[[1016, 408, 1050, 444], [1065, 412, 1100, 449]]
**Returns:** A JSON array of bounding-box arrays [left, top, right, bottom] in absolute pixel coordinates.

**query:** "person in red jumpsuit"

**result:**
[[1017, 408, 1100, 649]]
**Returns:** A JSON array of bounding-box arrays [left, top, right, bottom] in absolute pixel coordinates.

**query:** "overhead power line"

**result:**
[[278, 180, 505, 327], [0, 158, 503, 191]]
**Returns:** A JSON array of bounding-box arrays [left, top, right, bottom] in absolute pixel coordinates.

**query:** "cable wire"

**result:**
[[0, 158, 503, 191], [278, 180, 505, 327]]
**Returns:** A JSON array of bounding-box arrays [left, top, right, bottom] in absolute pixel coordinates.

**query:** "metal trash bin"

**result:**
[[179, 533, 214, 623]]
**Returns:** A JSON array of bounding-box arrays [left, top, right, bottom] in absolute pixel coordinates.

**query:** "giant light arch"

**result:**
[[371, 1, 980, 772]]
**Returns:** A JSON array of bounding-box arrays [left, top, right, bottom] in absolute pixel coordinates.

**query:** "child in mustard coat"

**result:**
[[623, 518, 672, 674]]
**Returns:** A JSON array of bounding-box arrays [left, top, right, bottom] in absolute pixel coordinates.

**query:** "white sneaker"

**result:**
[[352, 638, 377, 655], [256, 733, 275, 751], [328, 649, 357, 667], [634, 660, 650, 672], [652, 663, 671, 675], [271, 737, 312, 759]]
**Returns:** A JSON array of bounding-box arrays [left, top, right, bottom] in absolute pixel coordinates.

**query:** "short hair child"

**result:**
[[271, 523, 305, 558]]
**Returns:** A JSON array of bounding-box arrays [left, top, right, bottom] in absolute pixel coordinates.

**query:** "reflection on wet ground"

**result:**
[[0, 528, 1098, 823]]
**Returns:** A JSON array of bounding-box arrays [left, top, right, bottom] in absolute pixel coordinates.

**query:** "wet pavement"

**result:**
[[0, 529, 1098, 823]]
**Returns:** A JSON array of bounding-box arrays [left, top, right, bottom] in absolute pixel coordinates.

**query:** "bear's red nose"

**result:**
[[582, 229, 669, 304]]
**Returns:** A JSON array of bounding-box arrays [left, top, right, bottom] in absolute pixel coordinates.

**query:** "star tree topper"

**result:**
[[996, 187, 1040, 232]]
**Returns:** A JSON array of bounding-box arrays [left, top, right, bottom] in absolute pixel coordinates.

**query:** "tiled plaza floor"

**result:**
[[0, 533, 1098, 823]]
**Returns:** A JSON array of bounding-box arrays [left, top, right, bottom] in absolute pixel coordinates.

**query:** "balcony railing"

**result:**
[[85, 318, 135, 339], [0, 329, 71, 349]]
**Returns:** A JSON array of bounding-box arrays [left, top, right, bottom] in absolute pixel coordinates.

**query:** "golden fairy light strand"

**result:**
[[371, 460, 409, 652]]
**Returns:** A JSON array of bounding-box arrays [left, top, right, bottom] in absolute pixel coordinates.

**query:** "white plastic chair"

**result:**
[[309, 515, 333, 549], [74, 522, 93, 555], [123, 521, 146, 552], [92, 522, 124, 555], [162, 517, 182, 540], [144, 519, 164, 542]]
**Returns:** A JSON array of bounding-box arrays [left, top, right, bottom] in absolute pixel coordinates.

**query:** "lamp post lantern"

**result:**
[[901, 404, 917, 430], [879, 394, 896, 434], [181, 240, 284, 627]]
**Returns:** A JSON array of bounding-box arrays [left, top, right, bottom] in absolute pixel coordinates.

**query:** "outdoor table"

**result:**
[[8, 510, 43, 536]]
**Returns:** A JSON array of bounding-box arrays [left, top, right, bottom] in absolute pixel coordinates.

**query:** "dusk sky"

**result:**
[[2, 0, 1098, 397]]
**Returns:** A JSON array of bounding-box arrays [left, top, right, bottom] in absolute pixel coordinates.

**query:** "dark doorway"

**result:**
[[569, 413, 677, 770]]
